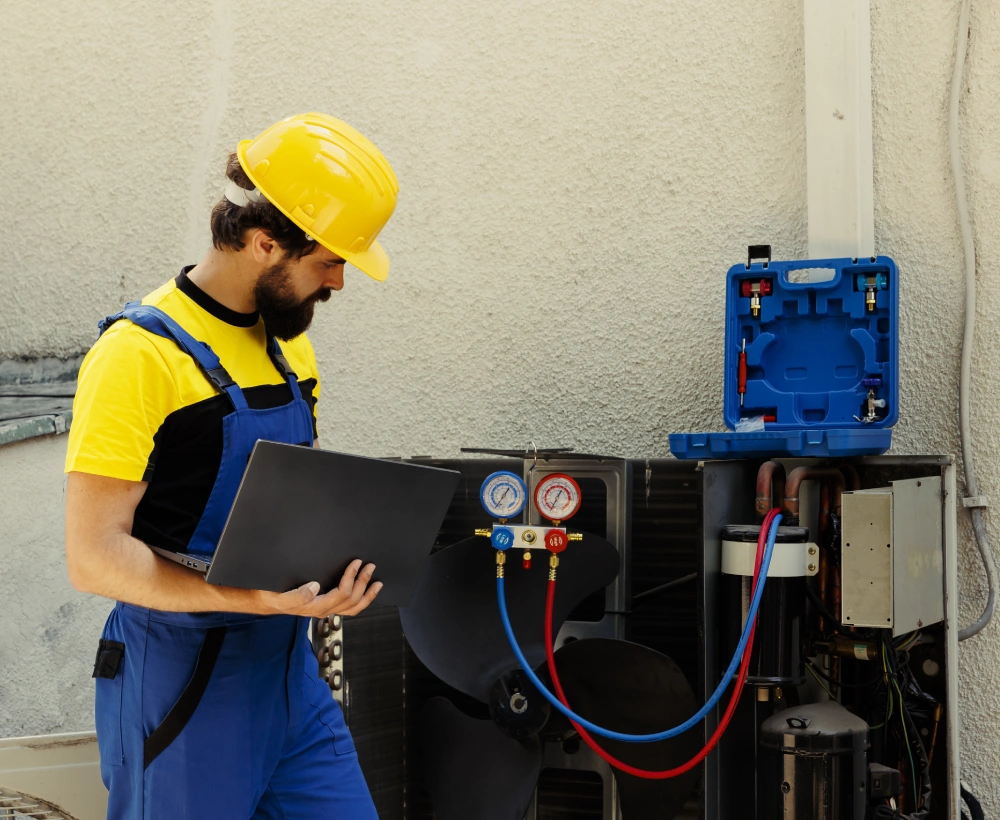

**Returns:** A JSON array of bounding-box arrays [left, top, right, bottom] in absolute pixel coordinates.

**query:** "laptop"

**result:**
[[150, 441, 460, 607]]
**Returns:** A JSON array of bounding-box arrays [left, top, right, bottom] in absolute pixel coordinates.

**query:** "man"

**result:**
[[64, 113, 398, 819]]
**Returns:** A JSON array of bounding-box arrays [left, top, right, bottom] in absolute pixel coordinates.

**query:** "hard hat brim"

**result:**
[[342, 239, 389, 282]]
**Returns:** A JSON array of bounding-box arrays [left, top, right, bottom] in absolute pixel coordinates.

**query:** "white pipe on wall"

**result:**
[[804, 0, 875, 259]]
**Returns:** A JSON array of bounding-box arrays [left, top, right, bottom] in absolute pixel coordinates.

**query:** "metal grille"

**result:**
[[536, 769, 604, 819], [0, 788, 79, 820], [627, 459, 703, 688]]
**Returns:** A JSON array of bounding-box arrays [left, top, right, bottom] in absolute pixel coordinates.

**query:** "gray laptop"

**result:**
[[150, 441, 460, 607]]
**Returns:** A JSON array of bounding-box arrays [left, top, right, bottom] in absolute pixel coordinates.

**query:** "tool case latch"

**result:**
[[747, 244, 772, 269]]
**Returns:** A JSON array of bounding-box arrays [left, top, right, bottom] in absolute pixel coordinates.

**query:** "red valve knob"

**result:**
[[740, 279, 772, 297], [545, 530, 568, 553]]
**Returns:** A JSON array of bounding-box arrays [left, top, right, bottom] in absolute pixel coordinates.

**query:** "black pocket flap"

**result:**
[[93, 639, 125, 680]]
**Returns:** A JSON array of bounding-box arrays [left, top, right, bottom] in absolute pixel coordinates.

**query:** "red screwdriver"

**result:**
[[738, 338, 747, 406]]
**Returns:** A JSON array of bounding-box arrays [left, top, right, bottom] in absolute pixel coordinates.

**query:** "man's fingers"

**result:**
[[337, 559, 365, 595], [339, 582, 383, 617], [349, 563, 376, 603]]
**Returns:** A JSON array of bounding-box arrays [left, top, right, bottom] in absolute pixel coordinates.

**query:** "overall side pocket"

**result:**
[[93, 638, 125, 767]]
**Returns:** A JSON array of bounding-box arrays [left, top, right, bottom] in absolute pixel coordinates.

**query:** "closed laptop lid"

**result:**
[[205, 441, 460, 607]]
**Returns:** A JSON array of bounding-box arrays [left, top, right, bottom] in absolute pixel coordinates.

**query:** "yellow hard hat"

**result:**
[[237, 113, 399, 281]]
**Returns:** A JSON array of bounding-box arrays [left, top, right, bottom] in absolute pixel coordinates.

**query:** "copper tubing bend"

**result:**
[[756, 460, 786, 520], [839, 463, 861, 492], [783, 468, 846, 520]]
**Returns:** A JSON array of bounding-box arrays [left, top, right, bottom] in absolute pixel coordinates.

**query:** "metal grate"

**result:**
[[536, 769, 604, 819], [0, 788, 79, 819], [627, 459, 703, 688]]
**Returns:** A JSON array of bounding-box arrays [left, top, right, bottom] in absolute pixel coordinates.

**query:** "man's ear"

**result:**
[[247, 229, 280, 265]]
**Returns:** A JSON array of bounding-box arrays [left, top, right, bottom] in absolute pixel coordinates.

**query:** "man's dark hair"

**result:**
[[209, 153, 318, 258]]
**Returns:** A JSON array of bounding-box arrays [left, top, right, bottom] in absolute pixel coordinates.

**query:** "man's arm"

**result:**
[[65, 471, 381, 616]]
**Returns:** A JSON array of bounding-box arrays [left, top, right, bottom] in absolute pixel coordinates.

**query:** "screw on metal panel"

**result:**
[[808, 546, 817, 555], [808, 563, 817, 572]]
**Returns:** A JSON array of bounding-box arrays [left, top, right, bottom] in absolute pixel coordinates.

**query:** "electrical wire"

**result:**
[[878, 634, 932, 819], [805, 659, 882, 690], [537, 508, 778, 778], [495, 512, 781, 743], [806, 661, 835, 700], [950, 0, 996, 641], [961, 783, 985, 820], [632, 572, 698, 603]]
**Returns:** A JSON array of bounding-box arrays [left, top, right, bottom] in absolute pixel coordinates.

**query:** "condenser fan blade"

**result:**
[[419, 696, 542, 820], [551, 638, 700, 820], [399, 534, 619, 702]]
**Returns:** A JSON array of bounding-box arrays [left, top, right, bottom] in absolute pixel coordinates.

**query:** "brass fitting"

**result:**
[[496, 550, 506, 578], [548, 553, 559, 581], [475, 528, 492, 538], [567, 532, 583, 542]]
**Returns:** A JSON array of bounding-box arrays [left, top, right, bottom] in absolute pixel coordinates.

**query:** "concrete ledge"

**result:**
[[0, 360, 79, 448], [0, 411, 73, 447], [0, 731, 106, 820]]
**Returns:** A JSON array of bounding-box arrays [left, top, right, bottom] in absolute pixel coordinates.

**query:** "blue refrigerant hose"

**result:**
[[496, 513, 782, 743]]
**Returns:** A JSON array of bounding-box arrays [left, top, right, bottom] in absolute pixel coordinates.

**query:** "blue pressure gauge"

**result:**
[[480, 471, 528, 519]]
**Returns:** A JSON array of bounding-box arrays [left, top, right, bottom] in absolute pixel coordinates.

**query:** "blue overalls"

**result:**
[[92, 303, 378, 820]]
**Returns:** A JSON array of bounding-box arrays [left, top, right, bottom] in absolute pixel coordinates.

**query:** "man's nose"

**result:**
[[325, 265, 345, 291]]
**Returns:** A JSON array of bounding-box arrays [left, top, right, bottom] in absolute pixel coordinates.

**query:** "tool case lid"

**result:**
[[724, 249, 898, 431], [669, 247, 898, 460]]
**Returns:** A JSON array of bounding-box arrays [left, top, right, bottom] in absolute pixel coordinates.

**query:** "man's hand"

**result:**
[[259, 559, 382, 618]]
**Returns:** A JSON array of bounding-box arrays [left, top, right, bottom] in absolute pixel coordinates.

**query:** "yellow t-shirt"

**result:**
[[66, 268, 320, 551]]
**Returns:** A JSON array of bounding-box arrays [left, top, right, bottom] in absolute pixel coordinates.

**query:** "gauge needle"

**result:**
[[552, 488, 565, 508], [498, 487, 510, 503]]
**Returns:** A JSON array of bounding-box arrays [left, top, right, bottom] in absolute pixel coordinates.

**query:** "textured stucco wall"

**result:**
[[0, 435, 110, 737], [1, 0, 999, 810]]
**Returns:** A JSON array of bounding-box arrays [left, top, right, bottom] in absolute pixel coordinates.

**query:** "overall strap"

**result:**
[[143, 626, 227, 770], [99, 302, 249, 411], [266, 336, 304, 402]]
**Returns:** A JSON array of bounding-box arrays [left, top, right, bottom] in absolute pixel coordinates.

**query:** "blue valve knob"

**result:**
[[491, 527, 515, 551]]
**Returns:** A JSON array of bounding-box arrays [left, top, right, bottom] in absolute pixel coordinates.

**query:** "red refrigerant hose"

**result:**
[[542, 507, 778, 779]]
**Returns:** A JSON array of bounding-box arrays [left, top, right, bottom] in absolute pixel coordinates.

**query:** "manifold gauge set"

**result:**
[[477, 470, 582, 568]]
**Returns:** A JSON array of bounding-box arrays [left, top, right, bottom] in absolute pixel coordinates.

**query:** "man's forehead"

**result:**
[[313, 246, 347, 265]]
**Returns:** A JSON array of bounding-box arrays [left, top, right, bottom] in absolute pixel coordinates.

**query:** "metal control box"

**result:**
[[841, 477, 944, 634]]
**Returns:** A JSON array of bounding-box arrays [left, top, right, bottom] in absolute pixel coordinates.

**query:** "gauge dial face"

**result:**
[[480, 471, 528, 519], [534, 473, 582, 522]]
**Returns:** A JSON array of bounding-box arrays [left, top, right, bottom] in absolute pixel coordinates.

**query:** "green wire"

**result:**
[[806, 662, 835, 700], [894, 675, 919, 811], [882, 633, 919, 812]]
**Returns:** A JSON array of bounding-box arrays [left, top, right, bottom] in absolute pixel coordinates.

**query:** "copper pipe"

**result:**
[[926, 703, 943, 769], [755, 460, 786, 520], [832, 562, 842, 624], [818, 482, 831, 534], [839, 463, 861, 491], [818, 482, 831, 633], [783, 467, 846, 519]]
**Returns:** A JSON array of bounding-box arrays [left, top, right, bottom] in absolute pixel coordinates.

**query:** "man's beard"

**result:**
[[253, 260, 332, 341]]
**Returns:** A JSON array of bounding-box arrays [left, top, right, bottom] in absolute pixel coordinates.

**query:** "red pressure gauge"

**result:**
[[534, 473, 582, 523]]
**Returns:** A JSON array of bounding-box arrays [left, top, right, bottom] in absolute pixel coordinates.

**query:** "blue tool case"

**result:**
[[670, 247, 898, 460]]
